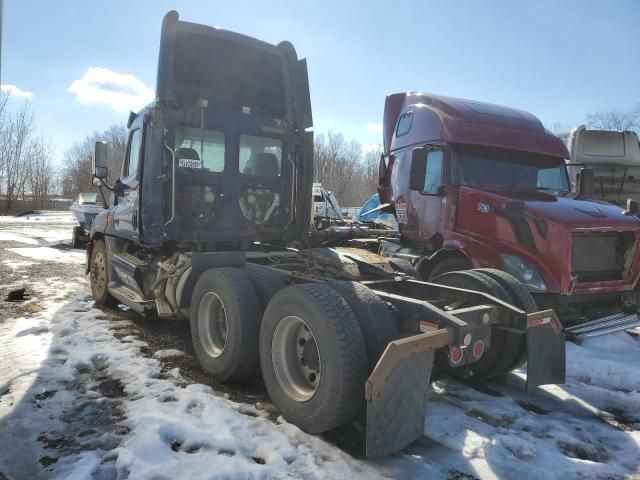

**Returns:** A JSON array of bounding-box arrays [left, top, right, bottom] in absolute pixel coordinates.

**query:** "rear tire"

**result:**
[[328, 280, 400, 369], [241, 264, 286, 310], [89, 239, 118, 307], [431, 270, 520, 380], [259, 283, 368, 433], [190, 267, 261, 381]]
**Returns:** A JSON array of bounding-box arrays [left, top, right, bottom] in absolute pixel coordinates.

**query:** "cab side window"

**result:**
[[396, 112, 413, 137], [124, 129, 142, 178], [423, 150, 443, 194]]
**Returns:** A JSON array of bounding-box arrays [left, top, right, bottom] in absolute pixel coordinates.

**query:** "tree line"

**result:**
[[0, 94, 57, 214], [313, 131, 380, 207]]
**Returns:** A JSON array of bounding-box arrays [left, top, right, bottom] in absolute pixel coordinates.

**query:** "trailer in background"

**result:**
[[557, 125, 640, 205]]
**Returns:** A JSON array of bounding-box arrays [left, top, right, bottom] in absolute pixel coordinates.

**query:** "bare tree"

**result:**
[[1, 101, 36, 211], [586, 103, 640, 132], [26, 137, 57, 209], [62, 124, 128, 198], [314, 131, 381, 207]]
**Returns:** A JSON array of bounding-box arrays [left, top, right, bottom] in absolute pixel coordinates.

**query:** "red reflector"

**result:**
[[472, 340, 485, 358], [450, 346, 463, 365]]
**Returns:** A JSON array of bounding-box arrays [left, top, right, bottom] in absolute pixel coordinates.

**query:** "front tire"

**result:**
[[72, 226, 83, 249], [432, 270, 520, 380], [89, 239, 117, 307], [259, 284, 368, 433]]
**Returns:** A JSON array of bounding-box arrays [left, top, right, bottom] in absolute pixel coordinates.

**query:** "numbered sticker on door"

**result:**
[[396, 203, 408, 224], [178, 158, 203, 169]]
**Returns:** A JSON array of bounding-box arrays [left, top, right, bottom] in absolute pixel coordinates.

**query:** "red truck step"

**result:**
[[565, 312, 640, 339]]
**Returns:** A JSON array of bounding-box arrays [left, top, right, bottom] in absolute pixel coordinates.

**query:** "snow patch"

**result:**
[[153, 349, 186, 359], [7, 247, 85, 264], [0, 232, 39, 244]]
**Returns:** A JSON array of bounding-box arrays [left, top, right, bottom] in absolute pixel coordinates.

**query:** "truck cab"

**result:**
[[92, 10, 313, 253], [379, 92, 640, 329]]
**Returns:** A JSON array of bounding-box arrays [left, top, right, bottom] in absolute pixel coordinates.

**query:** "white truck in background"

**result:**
[[557, 125, 640, 205]]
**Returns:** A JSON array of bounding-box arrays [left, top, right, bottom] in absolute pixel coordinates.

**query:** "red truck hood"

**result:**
[[472, 187, 640, 230], [454, 186, 640, 294]]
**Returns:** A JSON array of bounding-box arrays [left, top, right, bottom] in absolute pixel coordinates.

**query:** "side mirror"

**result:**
[[93, 141, 109, 179], [625, 198, 639, 216], [577, 167, 594, 198], [409, 147, 427, 191]]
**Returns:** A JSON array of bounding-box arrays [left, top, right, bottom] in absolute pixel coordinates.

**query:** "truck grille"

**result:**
[[571, 231, 636, 282]]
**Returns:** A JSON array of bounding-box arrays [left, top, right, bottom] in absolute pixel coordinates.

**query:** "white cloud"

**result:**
[[68, 67, 154, 112], [366, 122, 383, 134], [363, 143, 383, 154], [1, 84, 34, 99]]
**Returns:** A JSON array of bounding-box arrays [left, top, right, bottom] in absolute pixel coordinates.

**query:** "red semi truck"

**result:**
[[378, 92, 640, 338]]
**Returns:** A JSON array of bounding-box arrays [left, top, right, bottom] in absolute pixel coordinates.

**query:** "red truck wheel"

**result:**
[[426, 257, 472, 281], [431, 270, 522, 380], [473, 268, 537, 370]]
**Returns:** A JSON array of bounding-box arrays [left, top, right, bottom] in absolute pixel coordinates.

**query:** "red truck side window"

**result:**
[[396, 112, 413, 137]]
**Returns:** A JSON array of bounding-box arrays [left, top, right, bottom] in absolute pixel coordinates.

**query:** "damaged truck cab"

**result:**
[[379, 93, 640, 336]]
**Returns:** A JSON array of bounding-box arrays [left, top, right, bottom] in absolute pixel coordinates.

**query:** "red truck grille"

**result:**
[[571, 232, 637, 283]]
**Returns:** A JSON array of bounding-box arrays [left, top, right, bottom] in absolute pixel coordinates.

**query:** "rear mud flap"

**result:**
[[525, 309, 566, 392], [364, 329, 452, 457]]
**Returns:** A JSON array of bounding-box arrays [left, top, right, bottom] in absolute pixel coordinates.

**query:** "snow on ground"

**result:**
[[0, 231, 40, 245], [6, 247, 85, 264], [1, 213, 640, 480], [1, 277, 383, 480], [2, 259, 36, 270], [0, 211, 75, 244]]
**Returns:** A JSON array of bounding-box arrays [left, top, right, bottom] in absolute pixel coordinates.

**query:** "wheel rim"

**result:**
[[272, 315, 321, 402], [91, 250, 108, 296], [197, 292, 228, 358]]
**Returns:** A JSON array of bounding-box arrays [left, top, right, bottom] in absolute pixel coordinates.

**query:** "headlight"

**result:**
[[500, 254, 547, 292]]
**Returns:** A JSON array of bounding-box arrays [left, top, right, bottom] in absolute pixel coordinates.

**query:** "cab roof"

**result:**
[[383, 92, 569, 159]]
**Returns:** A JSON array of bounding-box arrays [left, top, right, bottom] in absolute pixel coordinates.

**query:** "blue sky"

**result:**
[[3, 0, 639, 165]]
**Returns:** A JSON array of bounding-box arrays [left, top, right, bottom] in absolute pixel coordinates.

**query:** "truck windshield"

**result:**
[[175, 126, 225, 172], [452, 145, 569, 193]]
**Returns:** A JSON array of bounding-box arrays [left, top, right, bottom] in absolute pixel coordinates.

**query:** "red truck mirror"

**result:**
[[410, 147, 427, 190]]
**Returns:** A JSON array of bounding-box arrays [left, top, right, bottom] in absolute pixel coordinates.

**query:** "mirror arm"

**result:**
[[97, 177, 115, 192], [97, 184, 109, 209]]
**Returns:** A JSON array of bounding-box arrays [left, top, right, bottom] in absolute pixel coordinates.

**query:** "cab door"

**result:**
[[408, 148, 445, 248], [112, 122, 143, 242]]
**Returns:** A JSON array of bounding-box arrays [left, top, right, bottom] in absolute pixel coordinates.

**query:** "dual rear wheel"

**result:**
[[190, 266, 395, 433]]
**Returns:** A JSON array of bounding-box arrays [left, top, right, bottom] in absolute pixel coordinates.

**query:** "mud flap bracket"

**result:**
[[364, 328, 452, 457], [525, 309, 566, 392]]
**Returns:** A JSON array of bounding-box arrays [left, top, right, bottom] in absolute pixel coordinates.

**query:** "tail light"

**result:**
[[449, 346, 463, 365], [472, 340, 485, 359]]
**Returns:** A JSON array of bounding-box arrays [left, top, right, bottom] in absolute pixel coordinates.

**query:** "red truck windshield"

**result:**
[[452, 145, 570, 193]]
